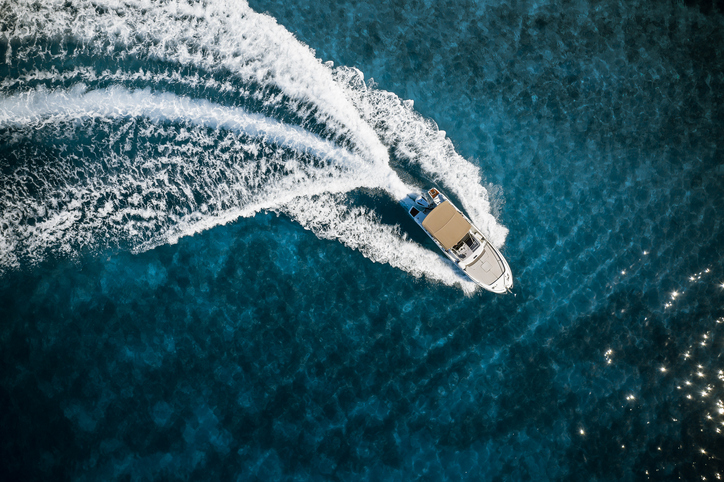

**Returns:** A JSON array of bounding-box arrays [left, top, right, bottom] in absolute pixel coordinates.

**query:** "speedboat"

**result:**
[[408, 188, 513, 293]]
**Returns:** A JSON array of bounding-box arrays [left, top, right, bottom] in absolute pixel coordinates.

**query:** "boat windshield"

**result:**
[[453, 234, 480, 259]]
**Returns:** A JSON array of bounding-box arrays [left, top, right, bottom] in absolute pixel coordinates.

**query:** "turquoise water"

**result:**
[[1, 0, 723, 479]]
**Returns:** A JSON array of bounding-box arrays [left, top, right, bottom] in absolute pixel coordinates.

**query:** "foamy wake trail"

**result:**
[[0, 0, 505, 290]]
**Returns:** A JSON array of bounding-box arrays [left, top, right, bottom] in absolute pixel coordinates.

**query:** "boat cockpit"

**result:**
[[452, 233, 480, 260]]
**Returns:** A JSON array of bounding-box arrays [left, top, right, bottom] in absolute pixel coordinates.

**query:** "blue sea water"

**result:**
[[1, 0, 723, 479]]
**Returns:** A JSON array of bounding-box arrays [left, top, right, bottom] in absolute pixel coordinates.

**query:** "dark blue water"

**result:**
[[1, 0, 723, 480]]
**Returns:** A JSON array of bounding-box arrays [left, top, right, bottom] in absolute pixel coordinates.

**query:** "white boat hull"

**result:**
[[407, 188, 513, 294]]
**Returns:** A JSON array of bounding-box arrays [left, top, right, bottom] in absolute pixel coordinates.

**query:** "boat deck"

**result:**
[[464, 243, 504, 285]]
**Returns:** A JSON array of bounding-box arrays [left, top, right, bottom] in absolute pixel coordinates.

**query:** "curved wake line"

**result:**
[[0, 85, 409, 199], [0, 86, 388, 189]]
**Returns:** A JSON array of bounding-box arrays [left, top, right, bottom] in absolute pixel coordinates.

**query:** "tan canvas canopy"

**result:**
[[421, 200, 471, 250]]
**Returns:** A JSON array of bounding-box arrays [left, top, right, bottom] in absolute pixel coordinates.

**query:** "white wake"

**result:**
[[0, 0, 505, 292]]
